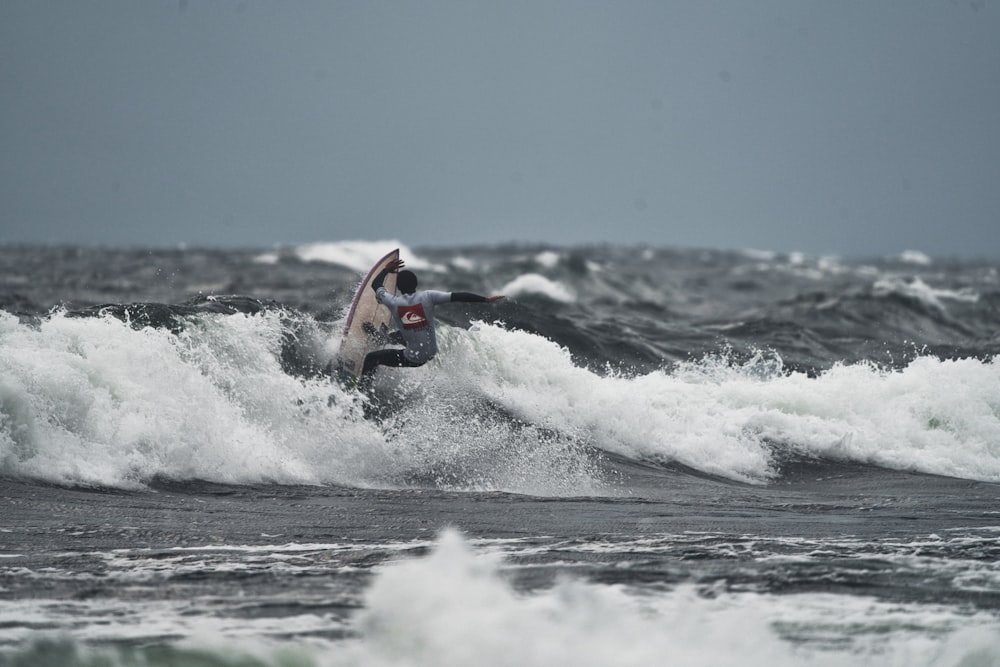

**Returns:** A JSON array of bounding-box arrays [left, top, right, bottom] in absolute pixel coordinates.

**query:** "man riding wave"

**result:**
[[360, 258, 504, 385]]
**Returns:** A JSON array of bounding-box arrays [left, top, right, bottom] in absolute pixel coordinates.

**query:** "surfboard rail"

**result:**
[[336, 248, 400, 385]]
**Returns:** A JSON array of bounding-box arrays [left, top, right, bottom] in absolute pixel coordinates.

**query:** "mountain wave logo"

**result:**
[[398, 304, 429, 329]]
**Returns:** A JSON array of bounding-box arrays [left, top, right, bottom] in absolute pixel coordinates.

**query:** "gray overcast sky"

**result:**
[[2, 1, 998, 257]]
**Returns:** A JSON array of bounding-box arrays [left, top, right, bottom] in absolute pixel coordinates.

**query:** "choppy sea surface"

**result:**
[[2, 240, 1000, 666]]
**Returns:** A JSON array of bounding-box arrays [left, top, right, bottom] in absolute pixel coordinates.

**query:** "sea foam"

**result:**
[[499, 273, 576, 303], [0, 310, 604, 494], [3, 309, 1000, 490], [0, 310, 388, 488], [6, 530, 1000, 666], [293, 239, 444, 272], [343, 529, 1000, 667], [439, 322, 1000, 483]]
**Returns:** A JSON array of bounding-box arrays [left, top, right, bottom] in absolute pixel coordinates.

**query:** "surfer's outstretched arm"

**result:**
[[451, 292, 506, 303]]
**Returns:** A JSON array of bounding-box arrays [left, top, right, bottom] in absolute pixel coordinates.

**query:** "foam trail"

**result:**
[[873, 275, 979, 308], [346, 529, 1000, 667], [0, 310, 606, 495], [353, 529, 803, 667], [295, 239, 444, 272], [438, 323, 1000, 483], [4, 308, 1000, 490], [253, 239, 445, 272], [5, 531, 1000, 666], [0, 311, 390, 488], [371, 391, 607, 497], [499, 273, 576, 303]]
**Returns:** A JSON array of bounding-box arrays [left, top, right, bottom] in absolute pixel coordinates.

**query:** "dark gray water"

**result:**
[[2, 242, 999, 665]]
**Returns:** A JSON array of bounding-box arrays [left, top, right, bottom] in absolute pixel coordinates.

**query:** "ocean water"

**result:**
[[1, 240, 1000, 666]]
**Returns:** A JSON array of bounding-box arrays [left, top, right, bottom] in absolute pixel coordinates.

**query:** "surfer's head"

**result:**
[[397, 270, 418, 294]]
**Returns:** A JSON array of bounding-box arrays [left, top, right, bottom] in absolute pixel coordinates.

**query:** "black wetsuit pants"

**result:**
[[361, 348, 425, 382]]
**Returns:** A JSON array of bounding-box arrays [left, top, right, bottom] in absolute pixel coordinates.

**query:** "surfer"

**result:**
[[360, 258, 504, 385]]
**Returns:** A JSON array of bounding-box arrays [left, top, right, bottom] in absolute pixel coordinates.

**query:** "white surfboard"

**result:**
[[335, 248, 399, 388]]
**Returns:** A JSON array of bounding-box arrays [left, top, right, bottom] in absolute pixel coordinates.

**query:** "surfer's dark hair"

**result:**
[[397, 270, 418, 294]]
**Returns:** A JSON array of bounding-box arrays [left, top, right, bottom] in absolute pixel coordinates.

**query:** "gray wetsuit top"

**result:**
[[375, 287, 452, 363]]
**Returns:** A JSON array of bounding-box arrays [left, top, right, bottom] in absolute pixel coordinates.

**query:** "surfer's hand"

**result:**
[[386, 259, 405, 273], [486, 295, 505, 303]]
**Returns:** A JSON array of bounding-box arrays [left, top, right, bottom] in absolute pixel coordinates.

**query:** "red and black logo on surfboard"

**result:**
[[398, 304, 429, 329]]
